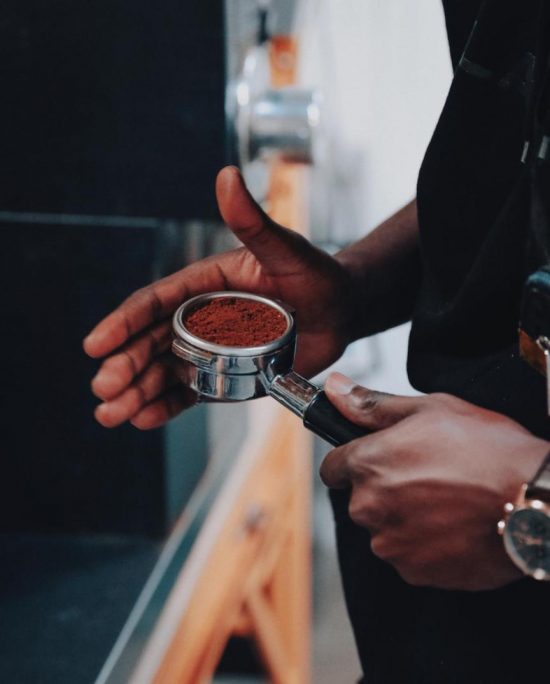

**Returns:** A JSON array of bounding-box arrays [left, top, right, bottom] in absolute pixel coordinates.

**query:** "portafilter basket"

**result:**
[[172, 291, 366, 447]]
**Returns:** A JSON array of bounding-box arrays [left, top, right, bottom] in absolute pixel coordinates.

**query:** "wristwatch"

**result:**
[[498, 451, 550, 580]]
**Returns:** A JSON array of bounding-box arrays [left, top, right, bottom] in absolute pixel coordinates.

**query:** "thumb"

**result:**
[[324, 372, 422, 430], [215, 166, 309, 273]]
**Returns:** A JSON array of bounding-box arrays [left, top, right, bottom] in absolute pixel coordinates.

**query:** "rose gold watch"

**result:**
[[498, 451, 550, 581]]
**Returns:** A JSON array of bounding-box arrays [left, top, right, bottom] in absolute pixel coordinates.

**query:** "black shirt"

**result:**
[[332, 2, 550, 682], [409, 0, 550, 438]]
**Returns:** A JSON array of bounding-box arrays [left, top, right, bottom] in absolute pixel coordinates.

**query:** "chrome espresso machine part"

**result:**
[[172, 292, 366, 447]]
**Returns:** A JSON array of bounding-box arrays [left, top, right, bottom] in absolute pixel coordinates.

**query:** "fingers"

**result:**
[[94, 354, 182, 428], [215, 166, 312, 275], [91, 320, 173, 401], [320, 373, 424, 489], [324, 372, 423, 430], [84, 283, 171, 358], [319, 443, 356, 489], [130, 387, 197, 430], [320, 428, 392, 490], [83, 253, 233, 359], [320, 433, 377, 489]]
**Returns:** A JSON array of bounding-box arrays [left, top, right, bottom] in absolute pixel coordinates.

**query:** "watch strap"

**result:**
[[526, 449, 550, 501]]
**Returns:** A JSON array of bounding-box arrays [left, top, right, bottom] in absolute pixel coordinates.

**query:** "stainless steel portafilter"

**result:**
[[172, 292, 366, 447]]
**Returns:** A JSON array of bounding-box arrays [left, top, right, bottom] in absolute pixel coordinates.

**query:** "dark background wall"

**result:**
[[0, 0, 229, 537], [0, 0, 226, 218]]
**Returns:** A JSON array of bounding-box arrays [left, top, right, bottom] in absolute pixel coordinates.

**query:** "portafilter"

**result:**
[[172, 291, 366, 447]]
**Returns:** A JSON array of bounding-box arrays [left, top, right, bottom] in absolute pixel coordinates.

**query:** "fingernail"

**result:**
[[326, 372, 356, 395], [95, 402, 117, 428], [94, 403, 108, 422], [83, 331, 102, 353], [91, 369, 117, 397], [91, 370, 105, 389]]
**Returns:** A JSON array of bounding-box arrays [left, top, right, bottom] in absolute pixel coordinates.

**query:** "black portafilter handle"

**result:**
[[303, 390, 368, 446], [268, 371, 369, 447]]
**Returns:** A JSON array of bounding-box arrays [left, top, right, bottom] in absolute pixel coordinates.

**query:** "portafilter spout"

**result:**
[[172, 291, 366, 447]]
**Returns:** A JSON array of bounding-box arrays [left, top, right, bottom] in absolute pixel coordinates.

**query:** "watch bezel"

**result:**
[[500, 490, 550, 581]]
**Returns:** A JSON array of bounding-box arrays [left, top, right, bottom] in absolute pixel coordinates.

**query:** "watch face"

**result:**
[[504, 508, 550, 579]]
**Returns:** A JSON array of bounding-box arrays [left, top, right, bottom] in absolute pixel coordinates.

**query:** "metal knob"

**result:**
[[229, 44, 322, 177], [248, 87, 321, 164]]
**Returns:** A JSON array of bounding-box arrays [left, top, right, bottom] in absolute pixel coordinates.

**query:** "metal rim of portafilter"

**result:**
[[172, 291, 367, 447]]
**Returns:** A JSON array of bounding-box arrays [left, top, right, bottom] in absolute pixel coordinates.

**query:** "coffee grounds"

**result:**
[[184, 297, 288, 347]]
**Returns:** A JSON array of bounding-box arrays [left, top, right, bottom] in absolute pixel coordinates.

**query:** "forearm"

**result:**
[[336, 198, 422, 340]]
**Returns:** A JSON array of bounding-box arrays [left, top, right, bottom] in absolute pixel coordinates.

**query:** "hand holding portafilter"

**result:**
[[84, 167, 357, 431], [172, 292, 367, 447]]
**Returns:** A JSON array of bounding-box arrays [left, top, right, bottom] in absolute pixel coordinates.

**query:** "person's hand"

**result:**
[[320, 372, 549, 591], [83, 166, 356, 429]]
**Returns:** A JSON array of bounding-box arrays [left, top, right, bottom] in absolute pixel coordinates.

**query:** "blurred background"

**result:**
[[0, 1, 450, 682]]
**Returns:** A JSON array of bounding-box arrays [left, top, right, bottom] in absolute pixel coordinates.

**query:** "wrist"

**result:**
[[334, 200, 421, 339], [508, 438, 550, 496], [334, 252, 370, 344]]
